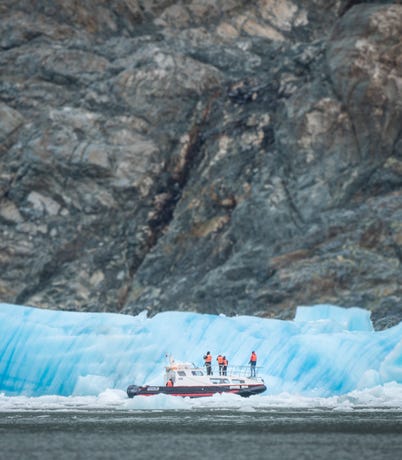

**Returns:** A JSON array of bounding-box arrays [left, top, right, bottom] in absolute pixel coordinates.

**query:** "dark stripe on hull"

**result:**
[[127, 384, 266, 399]]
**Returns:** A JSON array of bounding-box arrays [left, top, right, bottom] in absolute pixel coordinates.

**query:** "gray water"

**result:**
[[1, 409, 401, 460]]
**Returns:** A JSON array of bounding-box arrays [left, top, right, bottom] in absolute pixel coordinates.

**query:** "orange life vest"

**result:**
[[217, 355, 224, 364], [166, 379, 173, 387], [250, 352, 257, 363], [204, 354, 212, 363], [223, 358, 228, 366]]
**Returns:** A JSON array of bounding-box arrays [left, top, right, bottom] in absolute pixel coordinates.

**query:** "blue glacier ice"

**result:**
[[0, 302, 401, 400]]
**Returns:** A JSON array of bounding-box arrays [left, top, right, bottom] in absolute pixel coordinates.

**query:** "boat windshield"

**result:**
[[191, 370, 204, 376]]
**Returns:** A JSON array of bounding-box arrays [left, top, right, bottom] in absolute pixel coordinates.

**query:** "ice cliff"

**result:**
[[1, 303, 401, 398]]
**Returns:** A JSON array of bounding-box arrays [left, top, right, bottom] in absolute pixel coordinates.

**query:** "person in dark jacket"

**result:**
[[222, 356, 228, 376], [203, 351, 212, 375]]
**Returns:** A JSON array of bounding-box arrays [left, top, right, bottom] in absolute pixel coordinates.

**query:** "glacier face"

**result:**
[[0, 302, 401, 398]]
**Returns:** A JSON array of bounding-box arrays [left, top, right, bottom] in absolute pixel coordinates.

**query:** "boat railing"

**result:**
[[227, 365, 263, 378], [195, 364, 263, 379]]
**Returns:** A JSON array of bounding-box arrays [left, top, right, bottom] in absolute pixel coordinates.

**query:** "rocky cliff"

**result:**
[[1, 0, 401, 329]]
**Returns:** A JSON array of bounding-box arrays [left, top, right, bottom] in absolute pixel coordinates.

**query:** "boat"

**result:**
[[127, 357, 267, 398]]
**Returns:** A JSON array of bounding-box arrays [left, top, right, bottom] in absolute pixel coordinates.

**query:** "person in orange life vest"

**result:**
[[203, 351, 212, 375], [217, 354, 224, 375], [222, 356, 228, 376], [166, 378, 174, 387], [249, 351, 257, 377]]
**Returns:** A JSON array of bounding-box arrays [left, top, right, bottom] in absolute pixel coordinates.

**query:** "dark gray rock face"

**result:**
[[0, 1, 401, 329]]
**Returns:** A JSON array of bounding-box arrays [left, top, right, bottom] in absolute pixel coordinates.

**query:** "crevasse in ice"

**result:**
[[0, 302, 401, 397]]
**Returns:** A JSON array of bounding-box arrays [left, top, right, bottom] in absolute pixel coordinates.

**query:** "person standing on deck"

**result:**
[[249, 351, 257, 377], [203, 351, 212, 375], [222, 356, 228, 376], [217, 354, 224, 375]]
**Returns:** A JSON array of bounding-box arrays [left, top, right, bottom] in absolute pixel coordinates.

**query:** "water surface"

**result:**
[[2, 408, 401, 460]]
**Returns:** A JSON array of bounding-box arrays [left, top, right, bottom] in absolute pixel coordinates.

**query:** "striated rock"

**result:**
[[327, 4, 402, 160], [0, 102, 24, 143], [0, 0, 401, 329], [0, 199, 24, 223]]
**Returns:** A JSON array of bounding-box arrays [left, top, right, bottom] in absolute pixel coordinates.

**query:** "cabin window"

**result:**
[[210, 378, 229, 384], [177, 371, 186, 377], [231, 379, 245, 384], [191, 370, 204, 376]]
